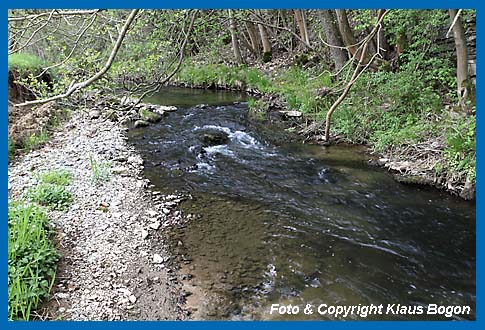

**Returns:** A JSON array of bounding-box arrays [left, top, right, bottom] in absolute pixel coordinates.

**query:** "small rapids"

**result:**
[[128, 87, 476, 320]]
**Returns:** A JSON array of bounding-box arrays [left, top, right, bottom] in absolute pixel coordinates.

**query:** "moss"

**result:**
[[139, 108, 162, 123], [8, 53, 45, 74]]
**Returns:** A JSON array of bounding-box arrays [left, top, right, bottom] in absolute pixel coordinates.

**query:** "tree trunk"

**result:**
[[229, 10, 244, 64], [245, 20, 260, 57], [335, 9, 357, 56], [449, 9, 474, 107], [258, 22, 272, 62], [294, 10, 310, 49], [319, 10, 348, 71]]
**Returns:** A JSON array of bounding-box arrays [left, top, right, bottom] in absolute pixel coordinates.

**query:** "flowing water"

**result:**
[[128, 87, 476, 320]]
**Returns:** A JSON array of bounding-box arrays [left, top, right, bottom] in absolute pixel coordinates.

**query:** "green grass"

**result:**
[[35, 169, 72, 186], [26, 183, 73, 210], [8, 53, 45, 74], [175, 63, 333, 115], [89, 154, 112, 184], [8, 202, 58, 320], [22, 130, 49, 152]]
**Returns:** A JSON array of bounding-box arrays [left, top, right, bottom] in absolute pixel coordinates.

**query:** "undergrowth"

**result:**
[[8, 202, 58, 320]]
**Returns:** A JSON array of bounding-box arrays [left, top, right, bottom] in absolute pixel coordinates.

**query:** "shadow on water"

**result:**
[[128, 87, 476, 320]]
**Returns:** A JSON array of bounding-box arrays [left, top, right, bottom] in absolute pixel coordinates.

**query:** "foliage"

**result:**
[[35, 169, 72, 186], [89, 154, 112, 184], [27, 183, 73, 210], [8, 202, 58, 320], [444, 113, 476, 181]]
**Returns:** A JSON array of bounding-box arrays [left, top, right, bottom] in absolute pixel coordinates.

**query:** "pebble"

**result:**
[[149, 221, 161, 230], [153, 254, 165, 264]]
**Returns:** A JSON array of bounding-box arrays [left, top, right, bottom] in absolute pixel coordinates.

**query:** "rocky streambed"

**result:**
[[8, 109, 191, 320]]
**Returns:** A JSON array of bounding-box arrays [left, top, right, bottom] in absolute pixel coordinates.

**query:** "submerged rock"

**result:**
[[199, 131, 230, 146]]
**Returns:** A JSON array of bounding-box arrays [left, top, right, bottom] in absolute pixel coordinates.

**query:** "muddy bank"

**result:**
[[8, 108, 189, 320]]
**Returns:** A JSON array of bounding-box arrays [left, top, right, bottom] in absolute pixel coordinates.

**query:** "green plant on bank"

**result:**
[[22, 130, 49, 152], [176, 63, 333, 115], [8, 202, 58, 320], [248, 98, 268, 121], [89, 154, 112, 184], [35, 169, 72, 186], [443, 113, 476, 182], [8, 140, 17, 161], [26, 183, 73, 210]]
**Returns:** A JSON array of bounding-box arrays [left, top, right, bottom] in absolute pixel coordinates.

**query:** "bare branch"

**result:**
[[14, 9, 140, 107], [8, 10, 102, 22]]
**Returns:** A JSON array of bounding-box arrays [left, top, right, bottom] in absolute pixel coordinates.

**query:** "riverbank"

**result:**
[[8, 106, 189, 320], [169, 60, 475, 200]]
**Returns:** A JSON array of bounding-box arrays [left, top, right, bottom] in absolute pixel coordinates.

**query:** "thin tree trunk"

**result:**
[[229, 10, 244, 64], [324, 10, 388, 142], [449, 9, 473, 107], [335, 9, 357, 56], [377, 13, 391, 60], [319, 10, 348, 71], [294, 10, 310, 49], [258, 22, 272, 62]]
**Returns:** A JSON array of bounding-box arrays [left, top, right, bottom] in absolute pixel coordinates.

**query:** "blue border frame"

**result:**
[[3, 1, 481, 329]]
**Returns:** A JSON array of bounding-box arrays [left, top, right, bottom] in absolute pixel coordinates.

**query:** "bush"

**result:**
[[8, 202, 58, 320]]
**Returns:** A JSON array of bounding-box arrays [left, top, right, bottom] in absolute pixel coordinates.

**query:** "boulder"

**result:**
[[134, 120, 150, 128], [139, 108, 162, 123]]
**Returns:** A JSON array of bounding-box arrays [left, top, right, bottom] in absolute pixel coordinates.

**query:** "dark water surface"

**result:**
[[128, 87, 476, 320]]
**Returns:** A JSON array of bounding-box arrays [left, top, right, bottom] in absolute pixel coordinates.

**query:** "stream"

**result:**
[[128, 87, 475, 320]]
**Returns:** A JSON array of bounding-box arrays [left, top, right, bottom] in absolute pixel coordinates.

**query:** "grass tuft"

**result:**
[[89, 154, 112, 184], [35, 169, 72, 186]]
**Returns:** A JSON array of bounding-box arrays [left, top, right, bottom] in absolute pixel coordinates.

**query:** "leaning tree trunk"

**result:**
[[319, 10, 348, 71], [449, 9, 474, 108], [245, 20, 261, 58], [335, 9, 358, 56], [229, 10, 244, 64]]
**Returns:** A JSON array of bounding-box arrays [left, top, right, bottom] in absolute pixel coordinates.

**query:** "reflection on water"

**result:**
[[129, 88, 476, 320]]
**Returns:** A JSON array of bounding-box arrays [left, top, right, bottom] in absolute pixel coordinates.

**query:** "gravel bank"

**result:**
[[8, 111, 188, 320]]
